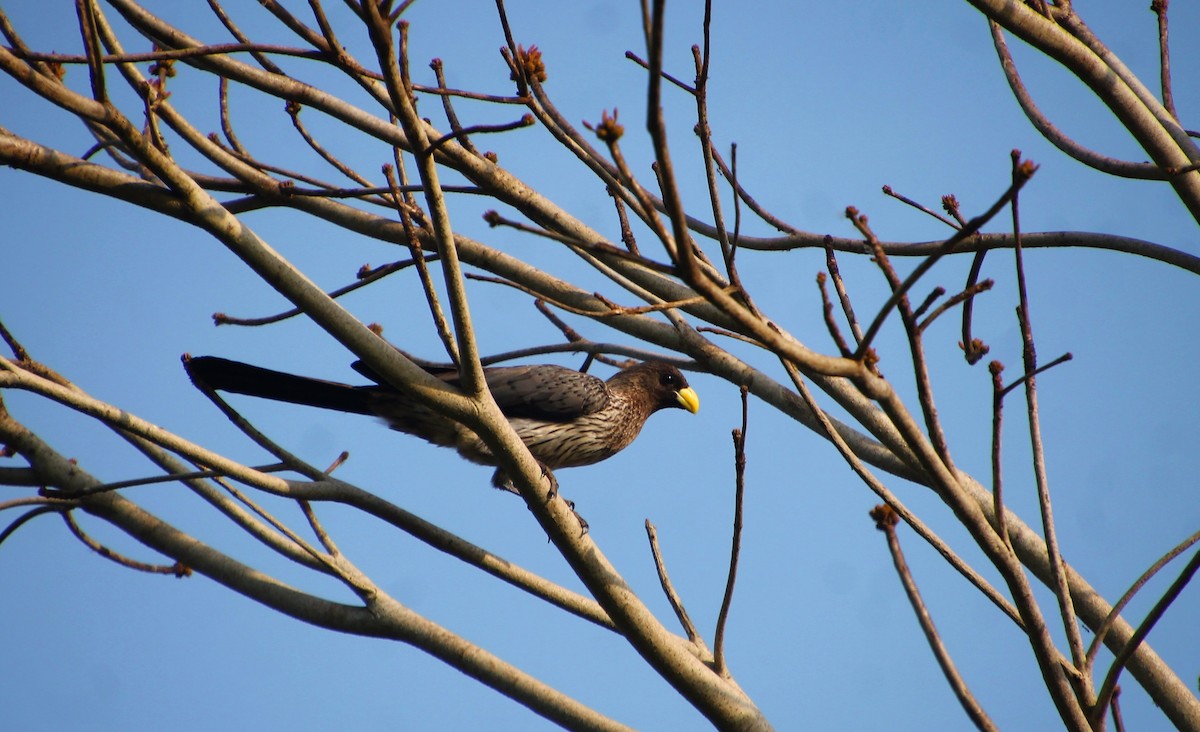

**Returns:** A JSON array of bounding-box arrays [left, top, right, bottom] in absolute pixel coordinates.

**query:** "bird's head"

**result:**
[[614, 362, 700, 415]]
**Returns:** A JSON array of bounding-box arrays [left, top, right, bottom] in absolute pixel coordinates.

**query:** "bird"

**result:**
[[185, 354, 699, 493]]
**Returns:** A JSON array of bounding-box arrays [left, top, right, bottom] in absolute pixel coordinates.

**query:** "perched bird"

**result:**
[[185, 355, 699, 491]]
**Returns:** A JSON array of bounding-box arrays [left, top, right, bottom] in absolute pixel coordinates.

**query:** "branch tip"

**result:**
[[870, 503, 900, 531]]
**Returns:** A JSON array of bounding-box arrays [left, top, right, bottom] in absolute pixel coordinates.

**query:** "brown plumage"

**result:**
[[186, 355, 699, 491]]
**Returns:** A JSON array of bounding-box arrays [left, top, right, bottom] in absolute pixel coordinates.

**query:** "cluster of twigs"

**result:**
[[0, 1, 1198, 731]]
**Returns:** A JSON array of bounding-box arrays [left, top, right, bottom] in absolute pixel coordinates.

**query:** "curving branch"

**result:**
[[965, 0, 1200, 221]]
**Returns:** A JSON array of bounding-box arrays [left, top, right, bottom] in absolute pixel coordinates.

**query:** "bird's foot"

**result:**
[[539, 463, 559, 499], [491, 469, 521, 495], [564, 499, 590, 536], [492, 464, 559, 498]]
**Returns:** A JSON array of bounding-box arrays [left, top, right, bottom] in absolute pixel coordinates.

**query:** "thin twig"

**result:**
[[775, 360, 1030, 634], [218, 77, 247, 155], [998, 353, 1074, 398], [74, 0, 108, 104], [484, 211, 679, 275], [824, 244, 863, 346], [988, 20, 1166, 180], [205, 470, 351, 584], [287, 100, 373, 187], [988, 362, 1010, 546], [387, 0, 418, 24], [918, 280, 994, 333], [1151, 0, 1177, 120], [912, 287, 946, 322], [644, 520, 705, 649], [714, 385, 749, 676], [1087, 527, 1200, 670], [591, 110, 679, 265], [882, 185, 960, 230], [1009, 151, 1091, 698], [593, 289, 739, 317], [816, 272, 853, 357], [1092, 547, 1200, 726], [298, 499, 340, 556], [851, 210, 955, 464], [961, 248, 991, 365], [322, 451, 349, 475], [728, 144, 743, 282], [710, 145, 799, 236], [311, 0, 353, 61], [383, 161, 460, 365], [871, 504, 998, 732], [691, 22, 755, 314], [1111, 687, 1126, 732], [213, 255, 437, 326], [426, 114, 534, 155], [206, 0, 286, 73], [430, 57, 479, 156], [853, 160, 1035, 360], [18, 42, 324, 66], [0, 506, 69, 548], [694, 325, 767, 349], [623, 50, 694, 94], [609, 188, 641, 255], [0, 317, 31, 361], [63, 510, 192, 576], [533, 299, 585, 343], [466, 272, 726, 320], [44, 462, 291, 496]]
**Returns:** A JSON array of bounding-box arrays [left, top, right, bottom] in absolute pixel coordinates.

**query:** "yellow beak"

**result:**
[[675, 386, 700, 414]]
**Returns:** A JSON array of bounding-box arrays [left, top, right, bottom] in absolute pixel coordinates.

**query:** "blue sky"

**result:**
[[2, 2, 1198, 730]]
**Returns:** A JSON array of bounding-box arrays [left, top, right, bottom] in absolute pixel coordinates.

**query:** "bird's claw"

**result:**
[[539, 465, 584, 534], [493, 463, 558, 498], [564, 498, 590, 535], [494, 464, 586, 535], [539, 463, 559, 499]]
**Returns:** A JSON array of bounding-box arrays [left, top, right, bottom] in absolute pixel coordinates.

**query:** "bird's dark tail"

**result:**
[[186, 356, 377, 416]]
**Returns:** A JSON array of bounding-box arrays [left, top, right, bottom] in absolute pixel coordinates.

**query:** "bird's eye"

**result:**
[[662, 372, 677, 386]]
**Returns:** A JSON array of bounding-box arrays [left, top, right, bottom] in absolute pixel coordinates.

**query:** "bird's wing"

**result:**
[[352, 360, 609, 421], [481, 365, 610, 421]]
